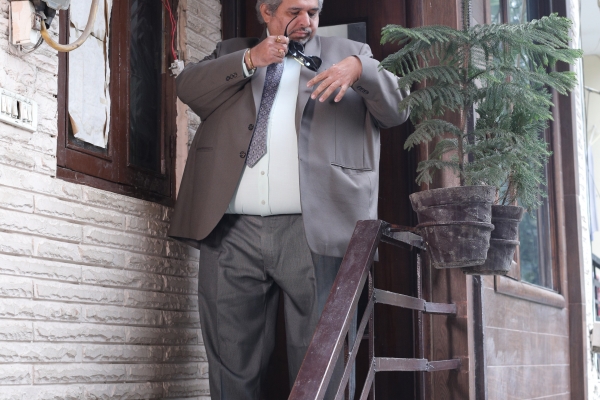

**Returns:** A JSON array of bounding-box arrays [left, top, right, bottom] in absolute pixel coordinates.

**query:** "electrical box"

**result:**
[[0, 89, 38, 132], [10, 1, 39, 46]]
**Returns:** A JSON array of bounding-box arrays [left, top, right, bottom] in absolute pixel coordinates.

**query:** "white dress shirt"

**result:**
[[226, 56, 303, 215]]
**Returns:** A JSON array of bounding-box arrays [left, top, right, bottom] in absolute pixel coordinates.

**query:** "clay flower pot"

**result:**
[[410, 186, 495, 269], [462, 205, 524, 275]]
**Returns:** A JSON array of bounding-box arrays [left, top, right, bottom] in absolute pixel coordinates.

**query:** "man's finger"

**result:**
[[334, 85, 349, 103], [307, 71, 330, 87], [318, 81, 340, 102], [275, 35, 290, 44], [311, 78, 333, 99]]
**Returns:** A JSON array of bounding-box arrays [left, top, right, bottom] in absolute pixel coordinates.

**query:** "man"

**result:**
[[169, 0, 408, 398]]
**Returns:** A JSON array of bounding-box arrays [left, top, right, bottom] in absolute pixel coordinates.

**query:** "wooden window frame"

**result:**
[[486, 0, 566, 307], [56, 1, 178, 207]]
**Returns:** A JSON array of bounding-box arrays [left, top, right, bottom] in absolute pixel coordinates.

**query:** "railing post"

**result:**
[[368, 270, 375, 400], [416, 251, 426, 400]]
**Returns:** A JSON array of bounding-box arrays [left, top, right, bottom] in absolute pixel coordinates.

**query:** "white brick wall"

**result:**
[[0, 0, 221, 398], [178, 0, 221, 147]]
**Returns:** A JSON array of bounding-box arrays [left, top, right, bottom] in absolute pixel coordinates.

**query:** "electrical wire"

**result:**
[[165, 0, 177, 59], [21, 36, 44, 54], [161, 0, 177, 60], [40, 0, 99, 52]]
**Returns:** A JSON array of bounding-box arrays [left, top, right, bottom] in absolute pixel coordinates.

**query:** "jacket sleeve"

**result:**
[[175, 43, 251, 120], [351, 43, 409, 129]]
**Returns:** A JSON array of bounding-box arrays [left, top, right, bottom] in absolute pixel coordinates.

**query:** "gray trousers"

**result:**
[[198, 214, 343, 400]]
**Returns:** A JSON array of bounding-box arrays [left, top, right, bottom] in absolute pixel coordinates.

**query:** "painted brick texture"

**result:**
[[0, 0, 219, 397], [178, 0, 222, 147]]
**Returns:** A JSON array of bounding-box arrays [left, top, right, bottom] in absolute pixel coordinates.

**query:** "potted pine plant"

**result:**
[[461, 84, 552, 275], [380, 0, 581, 270]]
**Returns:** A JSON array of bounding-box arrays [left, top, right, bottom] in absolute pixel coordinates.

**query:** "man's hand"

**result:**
[[307, 56, 363, 103], [249, 35, 290, 68]]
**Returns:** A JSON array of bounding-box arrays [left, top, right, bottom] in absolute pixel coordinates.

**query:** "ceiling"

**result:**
[[581, 0, 600, 55]]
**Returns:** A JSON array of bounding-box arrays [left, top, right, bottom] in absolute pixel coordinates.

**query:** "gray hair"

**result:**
[[255, 0, 323, 24]]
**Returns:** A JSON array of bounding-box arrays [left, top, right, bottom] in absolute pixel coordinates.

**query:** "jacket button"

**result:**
[[248, 124, 254, 130], [239, 151, 246, 158]]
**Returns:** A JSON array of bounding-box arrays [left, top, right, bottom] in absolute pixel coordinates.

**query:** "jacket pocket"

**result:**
[[330, 162, 372, 175], [325, 163, 372, 207]]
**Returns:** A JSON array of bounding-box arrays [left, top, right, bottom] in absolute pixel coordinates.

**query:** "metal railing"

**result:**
[[289, 220, 461, 400]]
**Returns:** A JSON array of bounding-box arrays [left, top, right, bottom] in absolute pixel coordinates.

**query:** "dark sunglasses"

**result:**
[[284, 18, 322, 72]]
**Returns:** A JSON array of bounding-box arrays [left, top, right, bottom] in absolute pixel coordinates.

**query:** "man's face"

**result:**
[[261, 0, 320, 44]]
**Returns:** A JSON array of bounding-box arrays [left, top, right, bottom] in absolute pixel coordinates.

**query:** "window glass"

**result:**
[[507, 0, 528, 24], [129, 0, 163, 172], [519, 188, 552, 286], [518, 210, 541, 283], [490, 0, 502, 24], [510, 1, 554, 288], [67, 0, 112, 154]]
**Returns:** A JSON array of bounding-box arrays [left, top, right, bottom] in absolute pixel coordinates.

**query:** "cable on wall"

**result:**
[[162, 0, 177, 60]]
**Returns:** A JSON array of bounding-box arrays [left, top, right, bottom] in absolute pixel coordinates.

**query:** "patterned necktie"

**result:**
[[246, 62, 284, 167]]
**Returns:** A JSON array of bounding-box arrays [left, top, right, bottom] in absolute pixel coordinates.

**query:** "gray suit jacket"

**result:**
[[168, 35, 408, 257]]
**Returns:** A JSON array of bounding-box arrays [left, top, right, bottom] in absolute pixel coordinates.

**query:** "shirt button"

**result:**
[[248, 124, 254, 130], [239, 151, 246, 158], [261, 200, 266, 205], [261, 171, 265, 175]]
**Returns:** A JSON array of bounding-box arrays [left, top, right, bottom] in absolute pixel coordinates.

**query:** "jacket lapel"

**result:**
[[295, 35, 321, 134]]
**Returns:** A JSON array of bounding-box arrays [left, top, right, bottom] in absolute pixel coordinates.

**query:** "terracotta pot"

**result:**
[[410, 186, 495, 269], [463, 205, 524, 275]]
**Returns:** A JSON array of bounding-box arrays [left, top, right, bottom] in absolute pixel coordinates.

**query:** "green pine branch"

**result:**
[[381, 10, 581, 210], [404, 120, 462, 150]]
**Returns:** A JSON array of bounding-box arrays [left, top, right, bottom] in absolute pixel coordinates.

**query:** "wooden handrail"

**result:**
[[289, 220, 460, 400], [289, 220, 384, 400]]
